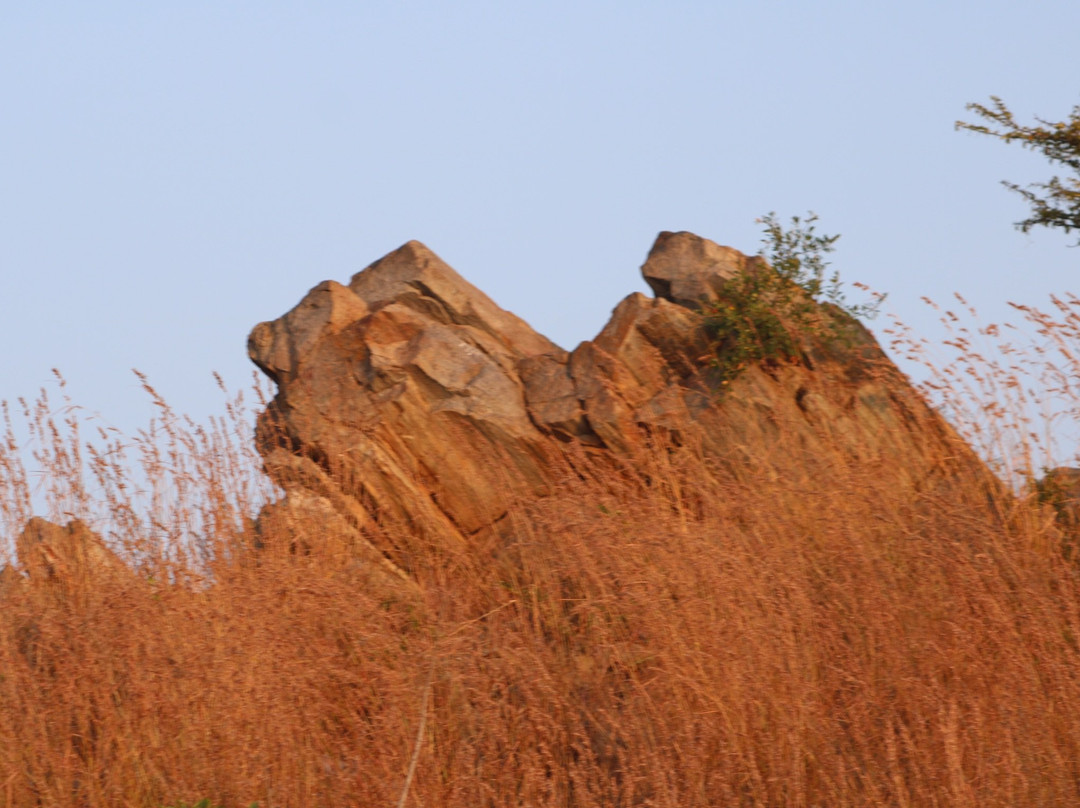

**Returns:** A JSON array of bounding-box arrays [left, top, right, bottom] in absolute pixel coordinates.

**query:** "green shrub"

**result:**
[[705, 212, 883, 380]]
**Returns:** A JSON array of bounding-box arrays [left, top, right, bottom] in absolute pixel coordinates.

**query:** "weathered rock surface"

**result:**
[[249, 241, 564, 555], [641, 230, 769, 310], [0, 517, 128, 596], [249, 231, 994, 573]]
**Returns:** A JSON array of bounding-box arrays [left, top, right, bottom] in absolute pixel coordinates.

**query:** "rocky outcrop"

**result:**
[[248, 241, 565, 558], [640, 230, 769, 309], [248, 231, 994, 574], [0, 517, 128, 597]]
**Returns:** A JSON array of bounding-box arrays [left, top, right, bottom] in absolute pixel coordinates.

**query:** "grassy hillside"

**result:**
[[2, 306, 1080, 807]]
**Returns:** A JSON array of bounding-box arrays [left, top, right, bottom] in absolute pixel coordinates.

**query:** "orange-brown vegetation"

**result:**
[[2, 299, 1080, 807]]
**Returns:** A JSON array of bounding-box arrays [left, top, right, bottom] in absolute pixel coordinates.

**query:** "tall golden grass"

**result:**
[[1, 300, 1080, 807]]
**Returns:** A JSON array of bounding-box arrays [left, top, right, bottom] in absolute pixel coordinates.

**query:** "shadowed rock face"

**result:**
[[248, 231, 994, 574]]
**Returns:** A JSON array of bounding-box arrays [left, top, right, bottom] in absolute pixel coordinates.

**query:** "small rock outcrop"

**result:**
[[0, 517, 127, 597], [248, 232, 993, 572]]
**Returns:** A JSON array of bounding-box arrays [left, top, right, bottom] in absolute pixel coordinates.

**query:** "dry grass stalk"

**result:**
[[0, 309, 1079, 805]]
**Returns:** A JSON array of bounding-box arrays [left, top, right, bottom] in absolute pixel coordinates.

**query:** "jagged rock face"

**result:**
[[249, 241, 568, 561], [249, 231, 991, 568]]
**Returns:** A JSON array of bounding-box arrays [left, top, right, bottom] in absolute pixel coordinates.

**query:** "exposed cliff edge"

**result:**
[[245, 231, 995, 580]]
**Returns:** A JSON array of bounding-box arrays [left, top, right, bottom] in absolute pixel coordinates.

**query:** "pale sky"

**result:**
[[2, 2, 1078, 439]]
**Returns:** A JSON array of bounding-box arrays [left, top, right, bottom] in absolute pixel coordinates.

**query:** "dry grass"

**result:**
[[2, 305, 1080, 806], [886, 293, 1080, 483]]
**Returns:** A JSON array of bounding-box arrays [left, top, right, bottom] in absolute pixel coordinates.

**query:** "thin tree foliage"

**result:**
[[958, 96, 1080, 243]]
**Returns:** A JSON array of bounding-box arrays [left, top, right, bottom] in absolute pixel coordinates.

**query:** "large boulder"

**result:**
[[248, 241, 566, 568], [641, 230, 769, 310], [248, 232, 994, 574]]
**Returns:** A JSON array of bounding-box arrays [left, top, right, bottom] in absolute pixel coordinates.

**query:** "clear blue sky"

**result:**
[[2, 2, 1078, 437]]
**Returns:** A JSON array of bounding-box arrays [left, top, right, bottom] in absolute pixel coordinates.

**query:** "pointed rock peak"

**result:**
[[642, 231, 766, 311], [348, 240, 452, 309], [349, 240, 558, 358]]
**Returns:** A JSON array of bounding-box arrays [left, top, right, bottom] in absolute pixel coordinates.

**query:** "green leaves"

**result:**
[[958, 96, 1080, 243], [705, 212, 882, 381], [758, 212, 882, 322]]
